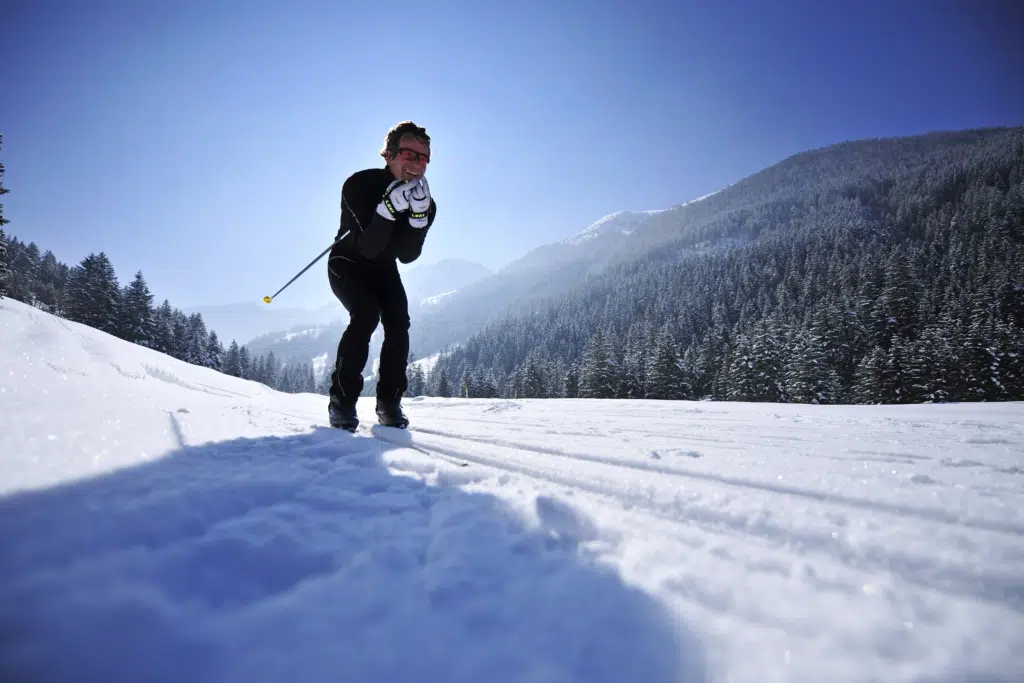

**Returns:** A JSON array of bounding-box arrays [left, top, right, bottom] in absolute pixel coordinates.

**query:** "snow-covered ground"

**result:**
[[2, 297, 1022, 683]]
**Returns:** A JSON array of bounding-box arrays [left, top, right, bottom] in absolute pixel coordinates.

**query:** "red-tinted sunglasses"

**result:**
[[397, 147, 430, 164]]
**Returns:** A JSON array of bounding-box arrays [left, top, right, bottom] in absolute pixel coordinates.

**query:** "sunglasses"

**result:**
[[396, 147, 430, 164]]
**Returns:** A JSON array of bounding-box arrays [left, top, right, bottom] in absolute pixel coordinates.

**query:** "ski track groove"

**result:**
[[393, 427, 1024, 613], [427, 414, 823, 448], [408, 426, 1023, 538]]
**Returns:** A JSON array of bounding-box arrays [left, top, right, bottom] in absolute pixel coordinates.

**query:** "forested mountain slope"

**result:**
[[421, 127, 1024, 404]]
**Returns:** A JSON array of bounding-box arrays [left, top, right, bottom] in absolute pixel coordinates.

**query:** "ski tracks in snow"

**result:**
[[370, 403, 1024, 683]]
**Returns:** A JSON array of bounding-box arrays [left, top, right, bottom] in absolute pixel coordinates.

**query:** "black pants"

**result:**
[[327, 257, 410, 404]]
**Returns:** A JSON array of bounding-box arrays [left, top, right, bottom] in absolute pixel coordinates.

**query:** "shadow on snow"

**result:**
[[0, 426, 707, 683]]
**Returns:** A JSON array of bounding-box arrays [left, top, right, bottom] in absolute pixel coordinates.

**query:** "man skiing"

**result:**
[[326, 121, 436, 431]]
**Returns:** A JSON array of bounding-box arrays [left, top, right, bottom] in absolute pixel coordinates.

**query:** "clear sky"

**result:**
[[3, 0, 1022, 309]]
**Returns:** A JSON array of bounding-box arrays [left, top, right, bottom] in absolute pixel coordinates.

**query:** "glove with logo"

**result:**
[[376, 179, 416, 220], [407, 178, 431, 229]]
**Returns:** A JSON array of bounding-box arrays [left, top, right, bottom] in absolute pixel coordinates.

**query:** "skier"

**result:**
[[325, 121, 436, 431]]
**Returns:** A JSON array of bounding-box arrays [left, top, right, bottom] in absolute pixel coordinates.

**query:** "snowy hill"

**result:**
[[564, 209, 667, 245], [2, 296, 1023, 683]]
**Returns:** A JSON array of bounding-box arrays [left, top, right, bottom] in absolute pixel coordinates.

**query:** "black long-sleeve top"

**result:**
[[329, 166, 437, 267]]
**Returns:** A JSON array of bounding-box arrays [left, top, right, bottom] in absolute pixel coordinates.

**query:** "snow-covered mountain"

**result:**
[[563, 209, 667, 246], [3, 295, 1022, 683], [408, 193, 721, 358], [183, 300, 346, 347], [401, 258, 492, 304]]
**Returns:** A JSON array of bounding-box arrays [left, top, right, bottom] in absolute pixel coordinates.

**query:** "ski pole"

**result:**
[[263, 230, 350, 304]]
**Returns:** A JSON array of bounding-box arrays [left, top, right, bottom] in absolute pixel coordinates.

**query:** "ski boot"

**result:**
[[375, 398, 409, 429], [328, 396, 359, 432]]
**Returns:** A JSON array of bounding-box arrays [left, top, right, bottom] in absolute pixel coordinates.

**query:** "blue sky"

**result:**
[[3, 0, 1022, 309]]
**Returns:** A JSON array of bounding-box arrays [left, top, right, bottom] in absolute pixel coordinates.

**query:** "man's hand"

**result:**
[[376, 179, 417, 220], [408, 178, 431, 229]]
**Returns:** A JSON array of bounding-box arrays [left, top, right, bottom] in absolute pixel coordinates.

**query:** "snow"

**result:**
[[2, 296, 1023, 683], [565, 210, 667, 245], [280, 326, 324, 342], [420, 289, 458, 306]]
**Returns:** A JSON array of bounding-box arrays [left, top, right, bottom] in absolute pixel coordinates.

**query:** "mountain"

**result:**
[[237, 258, 491, 379], [563, 209, 668, 246], [182, 300, 346, 346], [401, 258, 492, 307], [407, 198, 721, 359], [409, 127, 1024, 362], [424, 126, 1024, 404]]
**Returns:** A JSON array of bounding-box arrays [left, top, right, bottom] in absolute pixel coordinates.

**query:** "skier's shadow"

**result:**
[[0, 427, 708, 683]]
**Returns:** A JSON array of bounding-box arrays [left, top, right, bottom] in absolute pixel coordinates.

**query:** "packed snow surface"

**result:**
[[1, 298, 1022, 683]]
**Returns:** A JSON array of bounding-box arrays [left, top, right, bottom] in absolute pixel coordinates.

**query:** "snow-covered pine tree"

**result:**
[[264, 351, 279, 389], [407, 363, 426, 397], [851, 346, 886, 404], [645, 325, 689, 400], [520, 350, 546, 398], [239, 346, 252, 379], [619, 322, 650, 398], [784, 327, 843, 404], [63, 253, 122, 336], [222, 341, 242, 377], [903, 324, 953, 403], [579, 328, 617, 398], [34, 250, 66, 313], [0, 228, 8, 298], [879, 246, 920, 347], [563, 362, 580, 398], [171, 310, 189, 361], [205, 331, 224, 370], [119, 270, 156, 347], [436, 371, 451, 398], [185, 313, 208, 366], [151, 300, 175, 355], [0, 135, 9, 297]]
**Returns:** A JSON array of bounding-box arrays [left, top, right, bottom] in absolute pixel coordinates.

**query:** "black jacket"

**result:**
[[330, 167, 437, 267]]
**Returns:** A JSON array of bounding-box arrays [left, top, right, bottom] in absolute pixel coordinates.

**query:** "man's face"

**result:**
[[386, 134, 430, 182]]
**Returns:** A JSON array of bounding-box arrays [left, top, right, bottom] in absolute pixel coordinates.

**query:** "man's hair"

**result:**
[[380, 121, 430, 158]]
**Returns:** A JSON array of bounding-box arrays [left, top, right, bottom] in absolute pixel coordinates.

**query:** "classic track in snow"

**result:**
[[385, 424, 1024, 614]]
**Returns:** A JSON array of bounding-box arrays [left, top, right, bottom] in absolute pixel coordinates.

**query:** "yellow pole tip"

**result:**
[[263, 296, 272, 304]]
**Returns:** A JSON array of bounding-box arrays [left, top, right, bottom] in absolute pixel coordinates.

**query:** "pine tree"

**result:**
[[437, 371, 451, 398], [645, 326, 689, 400], [408, 363, 426, 396], [239, 346, 252, 379], [119, 270, 156, 347], [152, 300, 175, 355], [63, 253, 121, 335], [205, 331, 224, 370], [785, 328, 842, 404], [222, 341, 242, 377], [580, 329, 617, 398], [520, 351, 546, 398], [0, 228, 8, 299], [264, 351, 279, 388], [185, 313, 208, 365], [0, 135, 10, 297], [563, 362, 579, 398]]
